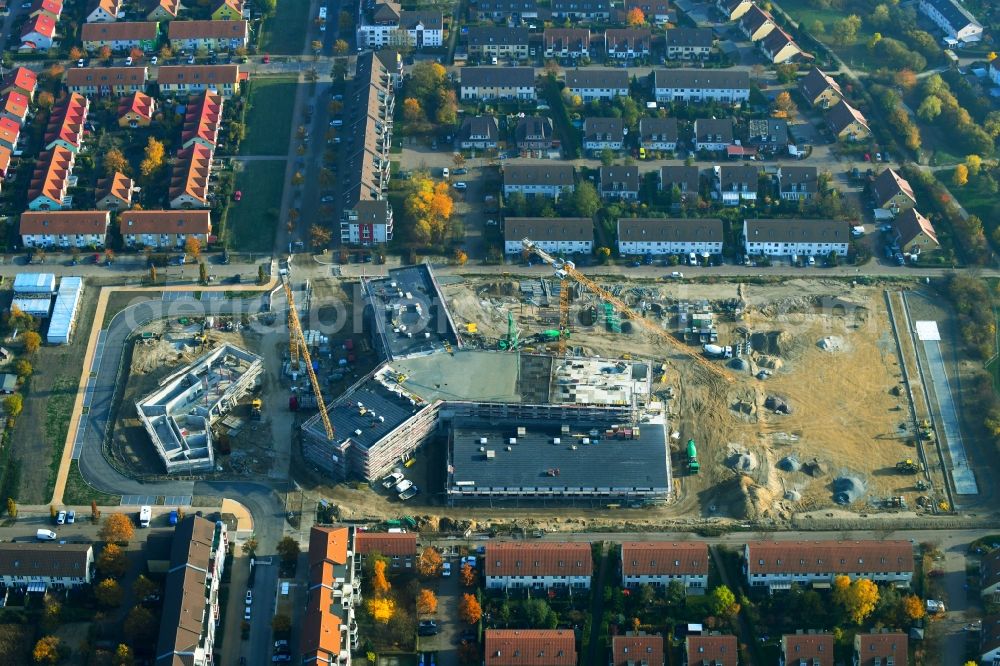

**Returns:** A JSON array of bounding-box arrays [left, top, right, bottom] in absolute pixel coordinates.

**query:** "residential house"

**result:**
[[27, 147, 76, 210], [117, 91, 156, 128], [618, 218, 723, 257], [0, 91, 29, 126], [612, 633, 664, 666], [120, 210, 211, 248], [543, 28, 591, 59], [743, 219, 850, 258], [30, 0, 62, 21], [747, 118, 788, 152], [623, 0, 675, 24], [799, 67, 842, 108], [475, 0, 542, 22], [44, 93, 89, 153], [620, 542, 710, 591], [85, 0, 121, 22], [358, 1, 444, 48], [19, 210, 109, 248], [740, 5, 775, 41], [893, 208, 938, 257], [181, 91, 223, 150], [156, 65, 243, 98], [485, 630, 576, 666], [652, 69, 750, 103], [460, 66, 536, 100], [354, 531, 417, 572], [169, 144, 213, 209], [761, 29, 806, 64], [485, 542, 592, 591], [467, 27, 530, 60], [776, 165, 817, 200], [503, 163, 575, 198], [659, 165, 701, 200], [583, 117, 625, 153], [146, 0, 179, 21], [551, 0, 610, 21], [82, 21, 159, 52], [0, 148, 12, 180], [0, 117, 20, 151], [686, 634, 738, 666], [826, 99, 870, 141], [599, 165, 639, 200], [565, 68, 628, 101], [665, 27, 713, 59], [744, 540, 913, 590], [605, 28, 652, 60], [503, 217, 593, 255], [780, 632, 834, 666], [718, 0, 753, 21], [872, 168, 916, 212], [96, 171, 134, 209], [342, 200, 393, 245], [853, 632, 908, 666], [211, 0, 243, 21], [0, 542, 93, 590], [66, 66, 148, 97], [168, 20, 249, 51], [459, 115, 500, 149], [401, 11, 445, 47], [918, 0, 982, 43], [515, 116, 557, 150], [2, 67, 38, 101], [639, 117, 679, 151], [300, 526, 359, 665], [20, 14, 56, 50], [153, 516, 228, 666], [981, 616, 1000, 666], [694, 118, 734, 152], [981, 549, 1000, 605], [715, 164, 759, 205]]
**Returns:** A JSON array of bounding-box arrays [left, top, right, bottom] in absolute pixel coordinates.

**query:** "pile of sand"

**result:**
[[818, 336, 846, 352], [728, 448, 758, 472], [778, 455, 801, 472], [833, 475, 867, 504]]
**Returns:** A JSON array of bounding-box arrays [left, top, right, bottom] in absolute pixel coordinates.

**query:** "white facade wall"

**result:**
[[460, 85, 535, 100], [654, 86, 749, 103], [342, 221, 390, 245], [504, 239, 591, 255], [572, 86, 627, 101], [918, 0, 983, 41], [621, 572, 708, 591], [503, 183, 569, 197], [695, 140, 729, 151], [584, 138, 623, 151], [22, 232, 106, 248], [618, 239, 722, 255], [746, 569, 911, 588], [486, 574, 591, 590], [360, 23, 442, 47]]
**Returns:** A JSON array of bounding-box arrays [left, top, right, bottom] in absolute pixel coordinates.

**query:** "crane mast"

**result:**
[[521, 238, 734, 382], [283, 281, 335, 439]]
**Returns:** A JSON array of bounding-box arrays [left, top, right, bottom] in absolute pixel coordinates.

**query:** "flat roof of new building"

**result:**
[[13, 272, 55, 294], [363, 264, 461, 360], [449, 418, 669, 491], [390, 350, 522, 403]]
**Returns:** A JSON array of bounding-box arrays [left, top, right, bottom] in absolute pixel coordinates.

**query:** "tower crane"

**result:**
[[284, 280, 335, 439], [521, 238, 734, 382], [557, 278, 570, 355]]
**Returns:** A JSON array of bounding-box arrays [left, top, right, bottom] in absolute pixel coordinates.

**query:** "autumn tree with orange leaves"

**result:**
[[460, 562, 476, 587], [626, 7, 645, 25], [459, 593, 482, 624], [371, 559, 391, 597], [417, 589, 438, 614], [404, 174, 456, 246]]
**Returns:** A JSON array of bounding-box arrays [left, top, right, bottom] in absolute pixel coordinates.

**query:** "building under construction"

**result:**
[[300, 265, 672, 504]]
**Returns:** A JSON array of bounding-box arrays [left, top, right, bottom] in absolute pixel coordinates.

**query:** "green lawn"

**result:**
[[240, 77, 298, 156], [778, 0, 879, 69], [63, 461, 121, 506], [262, 0, 311, 54], [941, 168, 997, 221], [225, 161, 285, 251]]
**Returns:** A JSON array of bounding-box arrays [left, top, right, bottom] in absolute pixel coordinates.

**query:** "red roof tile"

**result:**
[[354, 532, 417, 558], [855, 632, 908, 666], [686, 635, 738, 666], [621, 542, 708, 577], [485, 630, 577, 666], [119, 210, 211, 235], [782, 633, 834, 664], [611, 633, 664, 666], [745, 541, 914, 576], [484, 542, 593, 578], [20, 210, 109, 235]]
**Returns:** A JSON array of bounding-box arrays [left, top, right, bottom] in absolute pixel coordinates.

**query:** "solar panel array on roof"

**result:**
[[47, 276, 82, 344]]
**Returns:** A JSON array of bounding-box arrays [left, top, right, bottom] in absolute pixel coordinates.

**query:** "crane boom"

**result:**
[[521, 238, 734, 382], [284, 281, 335, 439], [557, 278, 569, 355]]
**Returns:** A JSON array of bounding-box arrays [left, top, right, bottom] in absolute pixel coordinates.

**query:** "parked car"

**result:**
[[56, 511, 66, 525], [418, 621, 439, 636], [442, 562, 452, 577], [246, 590, 253, 605], [399, 484, 419, 501], [66, 510, 75, 524], [36, 529, 57, 540], [382, 472, 404, 489], [453, 182, 467, 190]]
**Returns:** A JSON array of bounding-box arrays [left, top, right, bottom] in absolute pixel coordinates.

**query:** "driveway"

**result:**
[[415, 551, 465, 666]]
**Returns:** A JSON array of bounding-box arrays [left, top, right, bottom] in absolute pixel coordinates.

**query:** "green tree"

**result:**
[[257, 0, 276, 16], [123, 606, 157, 645], [95, 579, 124, 608], [199, 262, 208, 284], [132, 574, 158, 601], [3, 395, 22, 419], [917, 95, 942, 121], [711, 585, 740, 618], [41, 598, 60, 633], [98, 543, 128, 578], [14, 359, 31, 380], [276, 536, 300, 565], [257, 265, 267, 284], [5, 498, 15, 518], [568, 181, 601, 218], [272, 613, 292, 634], [831, 15, 862, 45], [600, 148, 615, 166]]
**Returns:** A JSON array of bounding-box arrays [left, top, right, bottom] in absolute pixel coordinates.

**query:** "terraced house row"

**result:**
[[81, 19, 250, 52], [65, 64, 245, 98]]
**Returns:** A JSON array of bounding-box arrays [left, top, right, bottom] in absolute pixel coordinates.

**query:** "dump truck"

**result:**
[[687, 439, 700, 474]]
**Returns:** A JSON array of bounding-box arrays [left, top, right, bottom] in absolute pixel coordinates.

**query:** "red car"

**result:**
[[233, 190, 242, 201], [863, 153, 871, 162], [262, 54, 270, 64]]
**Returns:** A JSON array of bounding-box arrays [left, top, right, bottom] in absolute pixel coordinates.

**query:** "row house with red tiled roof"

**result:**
[[211, 0, 244, 20], [66, 66, 148, 97], [118, 91, 156, 128], [19, 210, 110, 248], [854, 631, 908, 666], [85, 0, 122, 22], [611, 632, 664, 666], [147, 0, 179, 21], [485, 629, 576, 666], [82, 21, 159, 52], [0, 91, 29, 126], [96, 171, 134, 210], [686, 633, 738, 665], [484, 542, 592, 591], [156, 65, 243, 99], [167, 19, 249, 51], [30, 0, 61, 20], [2, 67, 38, 101], [120, 210, 211, 248], [0, 117, 20, 151], [20, 12, 57, 50], [353, 531, 417, 572], [44, 93, 89, 153], [300, 526, 359, 665], [28, 146, 76, 210], [780, 631, 834, 666], [744, 540, 914, 592], [620, 542, 708, 595], [181, 91, 223, 150], [169, 143, 213, 209]]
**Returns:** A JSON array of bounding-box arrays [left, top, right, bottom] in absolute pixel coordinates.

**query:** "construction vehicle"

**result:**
[[284, 281, 335, 440], [520, 238, 733, 382], [687, 439, 700, 474], [498, 311, 520, 351], [895, 459, 919, 473], [250, 399, 262, 420]]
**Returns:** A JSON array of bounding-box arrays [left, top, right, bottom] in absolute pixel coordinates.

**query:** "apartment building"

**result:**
[[467, 26, 530, 60], [460, 66, 536, 100], [919, 0, 982, 42], [475, 0, 541, 21], [19, 210, 110, 248], [153, 517, 228, 666], [96, 171, 135, 209], [0, 542, 93, 591], [565, 68, 628, 101], [652, 69, 750, 103], [543, 28, 591, 59], [620, 541, 709, 593], [744, 541, 913, 591], [358, 1, 443, 48], [156, 65, 243, 98], [353, 531, 417, 572], [551, 0, 610, 20], [502, 163, 575, 198], [168, 19, 249, 51], [484, 542, 592, 591], [743, 219, 850, 259], [119, 210, 212, 248], [639, 117, 679, 151], [66, 66, 148, 96], [82, 21, 159, 52], [605, 28, 651, 60], [27, 147, 75, 210], [302, 526, 360, 666], [665, 27, 713, 59], [169, 143, 213, 209], [618, 216, 723, 256]]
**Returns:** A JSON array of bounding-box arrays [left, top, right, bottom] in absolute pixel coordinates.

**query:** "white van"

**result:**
[[807, 256, 816, 266], [139, 505, 152, 528], [36, 529, 57, 540]]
